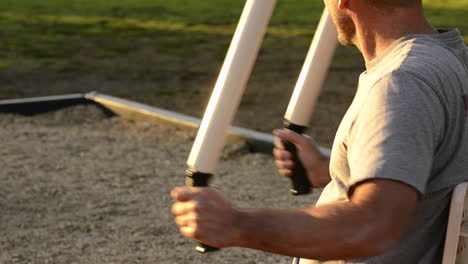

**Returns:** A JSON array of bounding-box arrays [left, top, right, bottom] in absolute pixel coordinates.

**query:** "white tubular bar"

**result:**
[[284, 9, 338, 126], [187, 0, 276, 173]]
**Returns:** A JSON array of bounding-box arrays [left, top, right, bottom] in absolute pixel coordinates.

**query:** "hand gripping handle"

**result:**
[[185, 169, 220, 253], [282, 120, 311, 195]]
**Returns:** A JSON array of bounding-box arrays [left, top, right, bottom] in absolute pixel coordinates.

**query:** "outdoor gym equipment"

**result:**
[[184, 0, 338, 252], [185, 0, 277, 253], [283, 9, 337, 195]]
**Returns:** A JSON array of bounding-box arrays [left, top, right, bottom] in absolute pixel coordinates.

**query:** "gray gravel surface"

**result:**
[[0, 104, 320, 264]]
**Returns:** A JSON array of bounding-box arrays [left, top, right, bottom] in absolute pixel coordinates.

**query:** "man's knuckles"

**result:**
[[170, 187, 198, 202], [175, 213, 201, 227], [172, 200, 207, 216], [175, 216, 187, 227], [273, 148, 293, 161], [178, 219, 208, 240], [280, 169, 292, 177], [275, 159, 295, 169], [170, 187, 183, 200], [171, 202, 183, 216], [171, 187, 219, 203], [180, 226, 197, 239]]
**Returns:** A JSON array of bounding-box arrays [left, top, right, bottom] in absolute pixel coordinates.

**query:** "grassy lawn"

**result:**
[[0, 0, 467, 145]]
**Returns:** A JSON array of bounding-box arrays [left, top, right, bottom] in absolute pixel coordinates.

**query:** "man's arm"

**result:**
[[171, 178, 418, 260]]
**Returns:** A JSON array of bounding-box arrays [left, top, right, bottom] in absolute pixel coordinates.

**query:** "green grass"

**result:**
[[0, 0, 467, 145], [0, 0, 465, 71], [0, 0, 323, 25], [0, 0, 465, 69]]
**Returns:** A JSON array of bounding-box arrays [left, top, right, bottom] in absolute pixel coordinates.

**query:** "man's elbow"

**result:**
[[310, 225, 402, 261], [364, 236, 399, 257], [355, 221, 405, 257], [344, 178, 418, 258]]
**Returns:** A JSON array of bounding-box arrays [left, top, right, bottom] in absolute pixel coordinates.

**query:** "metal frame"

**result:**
[[187, 1, 337, 176], [442, 182, 468, 264], [0, 93, 96, 116], [0, 91, 277, 154]]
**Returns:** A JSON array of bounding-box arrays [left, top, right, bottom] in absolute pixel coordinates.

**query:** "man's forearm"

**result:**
[[233, 202, 395, 260], [172, 179, 417, 259]]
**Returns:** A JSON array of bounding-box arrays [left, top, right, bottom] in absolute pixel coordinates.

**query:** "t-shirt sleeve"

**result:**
[[347, 71, 444, 195]]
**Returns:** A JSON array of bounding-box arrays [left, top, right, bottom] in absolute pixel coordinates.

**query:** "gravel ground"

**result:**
[[0, 104, 321, 264]]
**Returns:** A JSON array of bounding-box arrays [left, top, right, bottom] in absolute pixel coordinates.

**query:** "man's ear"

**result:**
[[338, 0, 350, 9]]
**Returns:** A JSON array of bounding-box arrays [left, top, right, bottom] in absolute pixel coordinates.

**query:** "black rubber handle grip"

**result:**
[[282, 120, 311, 195], [185, 169, 220, 253], [194, 242, 218, 253], [283, 141, 311, 195]]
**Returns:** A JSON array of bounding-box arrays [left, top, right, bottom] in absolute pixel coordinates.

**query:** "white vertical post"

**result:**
[[284, 9, 338, 126], [187, 0, 277, 174], [282, 9, 338, 195]]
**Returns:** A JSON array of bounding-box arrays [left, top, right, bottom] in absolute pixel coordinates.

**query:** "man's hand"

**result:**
[[273, 129, 331, 188], [170, 187, 241, 248]]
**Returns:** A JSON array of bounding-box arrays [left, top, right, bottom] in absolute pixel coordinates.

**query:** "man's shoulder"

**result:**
[[367, 31, 468, 106], [371, 30, 467, 79], [397, 30, 468, 81]]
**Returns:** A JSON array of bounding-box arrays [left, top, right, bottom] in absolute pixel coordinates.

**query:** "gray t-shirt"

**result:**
[[298, 29, 468, 264]]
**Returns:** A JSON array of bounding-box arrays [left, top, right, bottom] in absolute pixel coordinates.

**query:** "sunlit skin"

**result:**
[[171, 0, 436, 260], [326, 0, 437, 62]]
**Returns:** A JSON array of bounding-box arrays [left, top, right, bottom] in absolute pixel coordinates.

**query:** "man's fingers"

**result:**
[[171, 187, 224, 217], [174, 212, 199, 227], [171, 187, 209, 202], [179, 221, 218, 244], [273, 134, 285, 150], [279, 169, 292, 177], [172, 200, 193, 216], [273, 129, 303, 146], [170, 187, 190, 202], [180, 226, 197, 239], [275, 159, 295, 170], [175, 214, 189, 227], [273, 148, 293, 161], [172, 199, 213, 216], [274, 129, 319, 151]]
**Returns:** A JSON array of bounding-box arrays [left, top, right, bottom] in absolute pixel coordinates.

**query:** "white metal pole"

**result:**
[[285, 8, 338, 126], [187, 0, 277, 174], [184, 0, 276, 252], [283, 9, 338, 195]]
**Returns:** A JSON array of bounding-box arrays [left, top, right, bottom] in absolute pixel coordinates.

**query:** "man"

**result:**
[[171, 0, 468, 262]]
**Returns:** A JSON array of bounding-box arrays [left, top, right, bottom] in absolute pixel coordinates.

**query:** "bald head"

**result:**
[[366, 0, 421, 8]]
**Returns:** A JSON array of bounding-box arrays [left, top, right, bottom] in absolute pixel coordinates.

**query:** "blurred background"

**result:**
[[0, 0, 467, 146]]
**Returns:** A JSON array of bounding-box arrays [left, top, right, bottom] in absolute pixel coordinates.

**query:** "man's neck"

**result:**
[[353, 7, 438, 62]]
